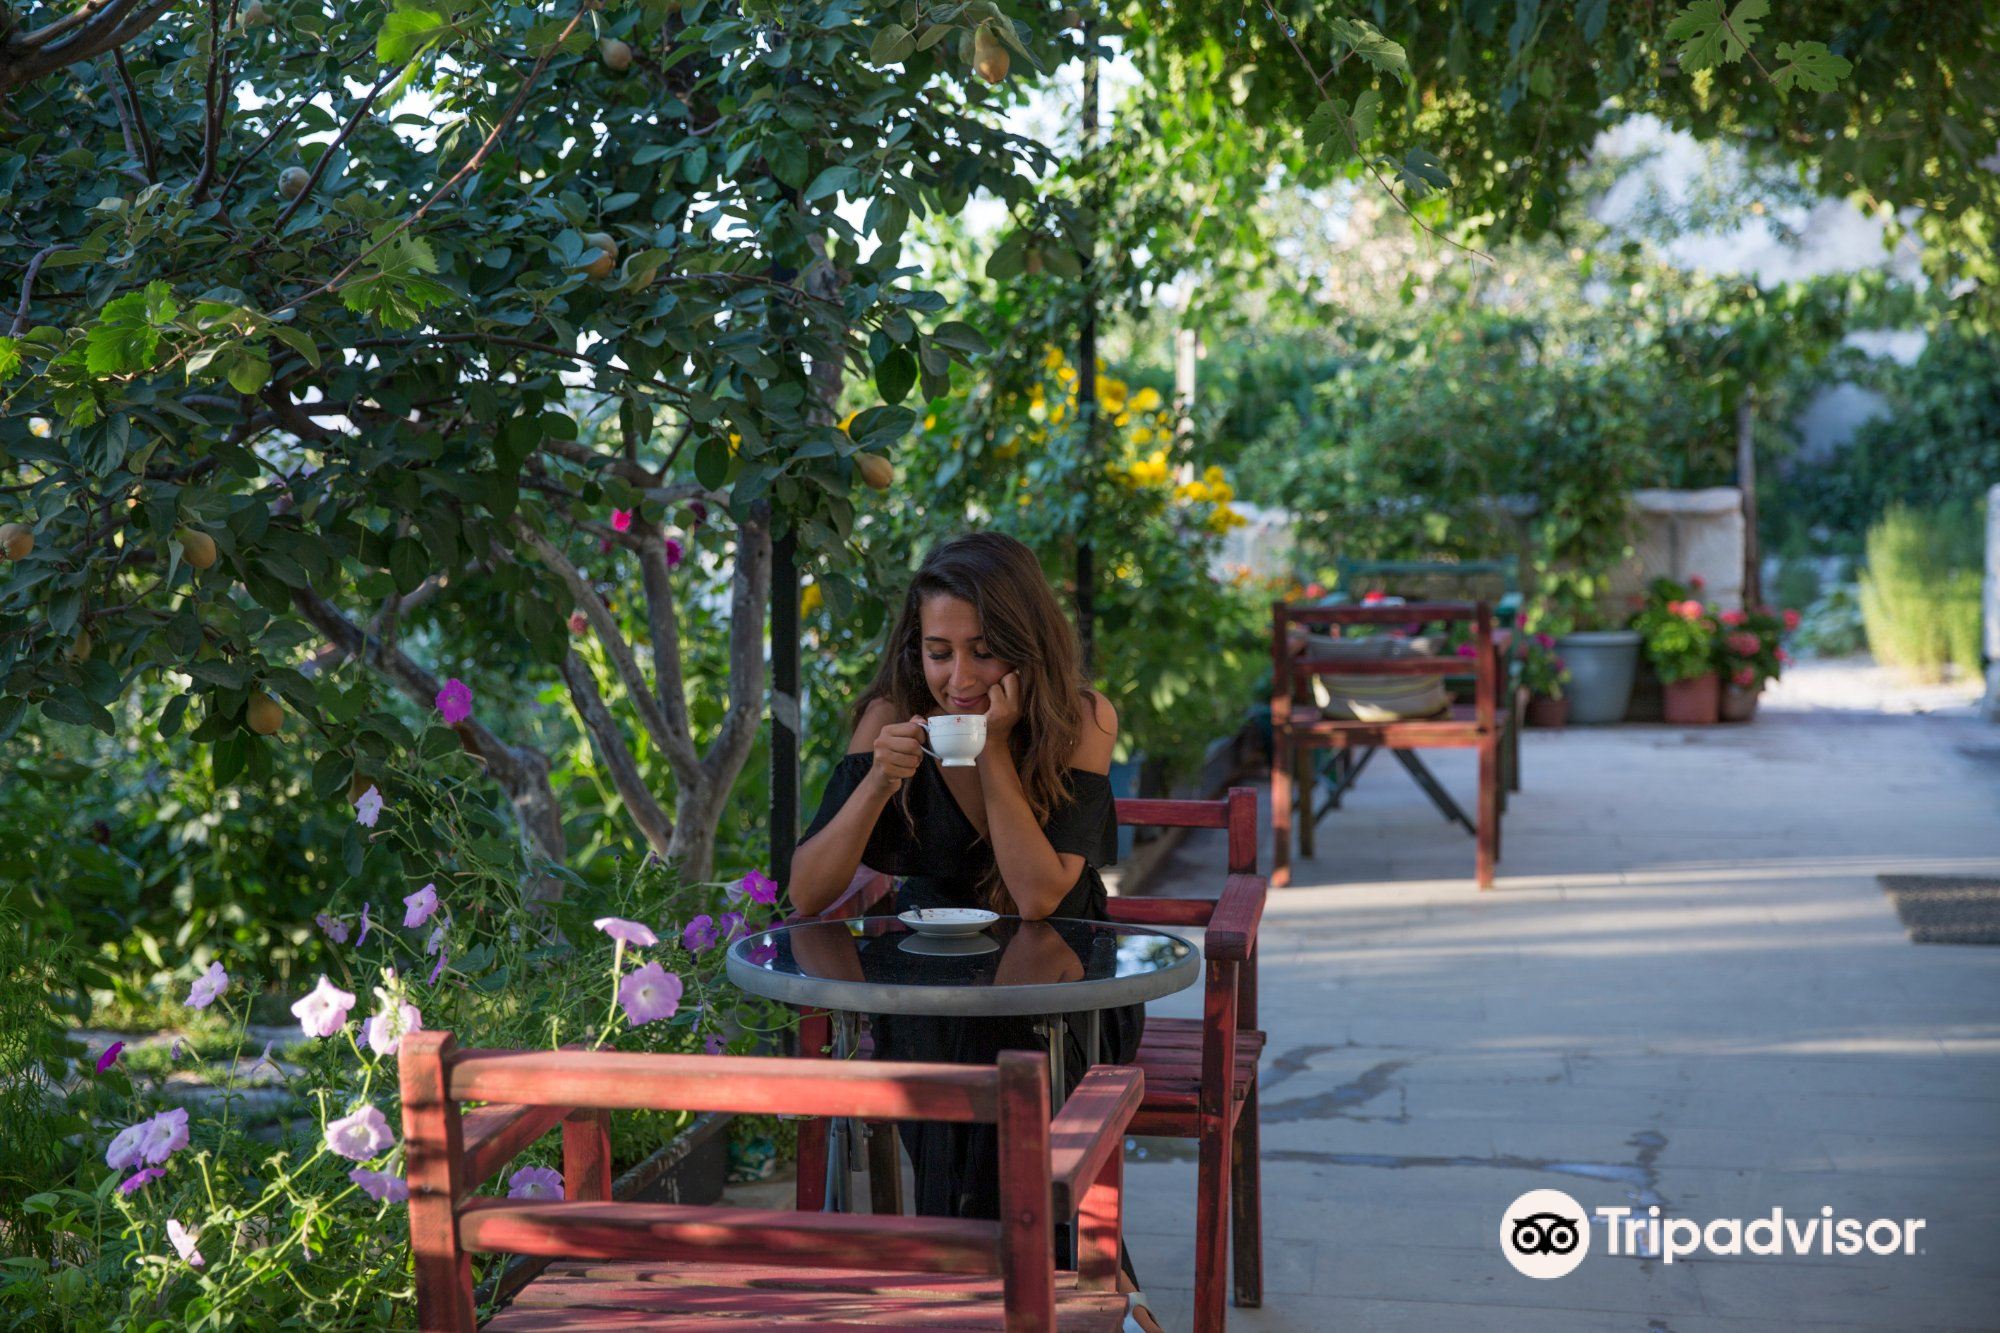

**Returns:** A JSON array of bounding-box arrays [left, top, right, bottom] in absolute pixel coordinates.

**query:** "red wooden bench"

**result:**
[[1270, 600, 1512, 889], [400, 1032, 1142, 1330], [1109, 787, 1267, 1333]]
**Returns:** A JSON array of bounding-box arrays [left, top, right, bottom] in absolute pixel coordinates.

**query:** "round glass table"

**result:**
[[725, 915, 1199, 1212]]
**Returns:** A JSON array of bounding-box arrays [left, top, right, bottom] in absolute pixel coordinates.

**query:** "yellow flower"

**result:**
[[1100, 378, 1128, 411], [924, 414, 937, 430], [800, 583, 824, 616], [1043, 345, 1066, 372], [1112, 412, 1131, 428], [1203, 465, 1227, 487], [1131, 426, 1154, 446], [839, 411, 858, 435], [1212, 481, 1234, 503], [1114, 563, 1135, 580], [727, 432, 741, 457], [1056, 365, 1077, 384], [1176, 481, 1211, 504], [1131, 387, 1163, 413]]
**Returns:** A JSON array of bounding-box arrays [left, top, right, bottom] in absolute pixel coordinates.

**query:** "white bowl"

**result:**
[[897, 908, 999, 938]]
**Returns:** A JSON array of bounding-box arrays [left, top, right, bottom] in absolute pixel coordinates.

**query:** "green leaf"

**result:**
[[1665, 0, 1766, 72], [875, 347, 917, 404], [265, 323, 321, 370], [377, 6, 446, 64], [0, 336, 20, 379], [85, 288, 169, 376], [1395, 147, 1451, 197], [226, 352, 270, 395], [694, 435, 732, 489], [929, 320, 989, 357], [41, 690, 114, 734], [985, 238, 1025, 280], [803, 166, 858, 203], [868, 22, 912, 64], [1303, 100, 1344, 152], [1349, 89, 1382, 142], [1772, 40, 1851, 94], [311, 750, 354, 800], [1326, 18, 1408, 82]]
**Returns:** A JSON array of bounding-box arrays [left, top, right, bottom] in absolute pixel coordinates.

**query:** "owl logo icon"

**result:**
[[1501, 1190, 1591, 1278]]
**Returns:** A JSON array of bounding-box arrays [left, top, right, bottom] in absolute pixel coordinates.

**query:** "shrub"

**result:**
[[1632, 579, 1721, 684], [1859, 505, 1985, 681]]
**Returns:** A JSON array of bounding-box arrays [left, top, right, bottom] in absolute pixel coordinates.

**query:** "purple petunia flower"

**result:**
[[734, 869, 779, 906], [96, 1041, 125, 1073], [365, 999, 422, 1057], [325, 1104, 395, 1162], [354, 784, 384, 827], [435, 678, 473, 725], [186, 961, 228, 1010], [704, 1033, 727, 1056], [507, 1166, 564, 1201], [138, 1108, 189, 1165], [315, 912, 350, 944], [349, 1168, 410, 1203], [166, 1219, 204, 1267], [105, 1122, 150, 1171], [291, 975, 357, 1039], [119, 1167, 165, 1195], [616, 962, 683, 1027], [428, 949, 447, 986], [681, 914, 717, 952], [718, 911, 746, 943], [403, 883, 439, 929], [746, 941, 778, 967], [356, 901, 373, 946], [593, 917, 658, 948]]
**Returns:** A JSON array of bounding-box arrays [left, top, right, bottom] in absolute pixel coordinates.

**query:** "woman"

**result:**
[[790, 532, 1160, 1333]]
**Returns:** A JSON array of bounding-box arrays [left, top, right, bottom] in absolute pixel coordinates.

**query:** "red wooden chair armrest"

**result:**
[[462, 1103, 571, 1190], [1202, 874, 1267, 962], [1048, 1066, 1143, 1215]]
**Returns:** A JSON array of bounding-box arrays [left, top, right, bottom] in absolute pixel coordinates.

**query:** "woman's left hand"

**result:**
[[982, 671, 1023, 751]]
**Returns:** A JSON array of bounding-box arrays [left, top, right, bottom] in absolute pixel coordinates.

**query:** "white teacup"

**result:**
[[919, 713, 986, 767]]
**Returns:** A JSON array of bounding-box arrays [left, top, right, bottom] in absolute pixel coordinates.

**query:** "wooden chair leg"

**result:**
[[865, 1119, 903, 1215], [1194, 1110, 1231, 1333], [1230, 1088, 1263, 1308], [1296, 745, 1315, 860], [1270, 731, 1292, 888], [1476, 737, 1499, 889], [562, 1109, 613, 1202], [795, 1009, 830, 1211], [1077, 1140, 1123, 1292]]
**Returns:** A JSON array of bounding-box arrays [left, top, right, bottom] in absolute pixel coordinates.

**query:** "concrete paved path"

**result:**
[[1127, 685, 2000, 1330]]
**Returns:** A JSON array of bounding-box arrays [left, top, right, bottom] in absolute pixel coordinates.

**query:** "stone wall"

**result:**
[[1612, 487, 1747, 610]]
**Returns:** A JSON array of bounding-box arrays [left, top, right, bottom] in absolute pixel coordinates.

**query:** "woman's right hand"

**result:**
[[866, 717, 927, 795]]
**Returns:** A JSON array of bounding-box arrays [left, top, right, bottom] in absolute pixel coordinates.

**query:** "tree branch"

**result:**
[[0, 0, 174, 95], [272, 63, 396, 233], [188, 0, 223, 201], [556, 650, 678, 858], [111, 45, 157, 181], [512, 520, 701, 785], [11, 243, 77, 336], [636, 519, 695, 777], [701, 504, 770, 788]]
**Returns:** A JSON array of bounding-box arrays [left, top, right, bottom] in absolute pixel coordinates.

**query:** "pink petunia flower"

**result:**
[[138, 1108, 189, 1165], [403, 883, 439, 929], [663, 537, 684, 569], [594, 917, 658, 948], [166, 1219, 204, 1268], [186, 962, 229, 1010], [354, 785, 384, 827], [616, 962, 683, 1027], [315, 912, 350, 944], [349, 1168, 410, 1203], [1734, 666, 1757, 687], [1783, 608, 1801, 631], [435, 678, 473, 726], [291, 975, 357, 1039], [681, 914, 718, 952], [734, 869, 779, 906], [365, 999, 423, 1057], [1720, 609, 1747, 627], [96, 1041, 124, 1073], [611, 508, 633, 533], [507, 1166, 564, 1201], [106, 1122, 150, 1171], [119, 1167, 165, 1195], [325, 1104, 395, 1162]]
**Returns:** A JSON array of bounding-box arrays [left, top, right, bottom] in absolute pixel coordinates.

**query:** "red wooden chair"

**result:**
[[400, 1033, 1142, 1330], [1109, 787, 1267, 1333], [1271, 600, 1512, 889]]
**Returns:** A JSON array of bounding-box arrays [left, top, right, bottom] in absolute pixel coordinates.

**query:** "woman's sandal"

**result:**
[[1122, 1289, 1156, 1333]]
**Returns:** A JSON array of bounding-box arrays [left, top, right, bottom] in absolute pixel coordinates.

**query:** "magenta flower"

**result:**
[[291, 975, 357, 1039], [353, 784, 383, 828], [611, 508, 633, 533], [315, 912, 350, 944], [365, 999, 422, 1057], [186, 961, 229, 1010], [718, 911, 745, 942], [507, 1166, 564, 1201], [616, 962, 683, 1027], [594, 916, 658, 948], [325, 1104, 395, 1161], [663, 537, 684, 569], [681, 914, 717, 952], [403, 883, 439, 929], [96, 1041, 125, 1073], [746, 940, 778, 967], [734, 869, 779, 906], [138, 1108, 189, 1165], [435, 678, 473, 725], [166, 1219, 205, 1268], [704, 1033, 727, 1056], [349, 1168, 410, 1203], [119, 1167, 165, 1195], [568, 610, 588, 635]]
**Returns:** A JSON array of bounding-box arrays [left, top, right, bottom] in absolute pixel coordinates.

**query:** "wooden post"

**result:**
[[400, 1031, 476, 1333], [995, 1051, 1056, 1333], [1475, 604, 1499, 889], [1193, 959, 1238, 1333], [1075, 1139, 1122, 1292], [772, 528, 801, 888], [1737, 386, 1761, 609], [794, 1008, 831, 1212], [1269, 603, 1292, 888], [563, 1109, 613, 1203]]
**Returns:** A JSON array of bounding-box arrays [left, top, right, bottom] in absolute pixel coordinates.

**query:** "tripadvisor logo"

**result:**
[[1501, 1190, 1928, 1277]]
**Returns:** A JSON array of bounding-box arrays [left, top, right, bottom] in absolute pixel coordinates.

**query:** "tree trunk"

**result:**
[[1737, 386, 1760, 609]]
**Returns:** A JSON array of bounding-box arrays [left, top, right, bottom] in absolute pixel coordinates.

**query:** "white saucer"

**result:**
[[898, 908, 999, 938], [899, 933, 1000, 957]]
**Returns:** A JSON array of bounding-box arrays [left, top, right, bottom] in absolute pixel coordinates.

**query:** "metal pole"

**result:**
[[772, 528, 800, 887]]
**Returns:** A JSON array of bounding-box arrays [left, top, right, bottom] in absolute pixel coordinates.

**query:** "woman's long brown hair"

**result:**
[[853, 533, 1100, 910]]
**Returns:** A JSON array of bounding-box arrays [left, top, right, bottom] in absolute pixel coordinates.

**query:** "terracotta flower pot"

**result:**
[[1661, 672, 1721, 725], [1525, 694, 1570, 728], [1720, 682, 1760, 723]]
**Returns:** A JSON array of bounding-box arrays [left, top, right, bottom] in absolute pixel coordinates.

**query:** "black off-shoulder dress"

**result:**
[[802, 751, 1144, 1222]]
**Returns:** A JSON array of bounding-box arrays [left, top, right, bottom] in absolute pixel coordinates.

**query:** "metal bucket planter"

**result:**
[[1555, 631, 1641, 725]]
